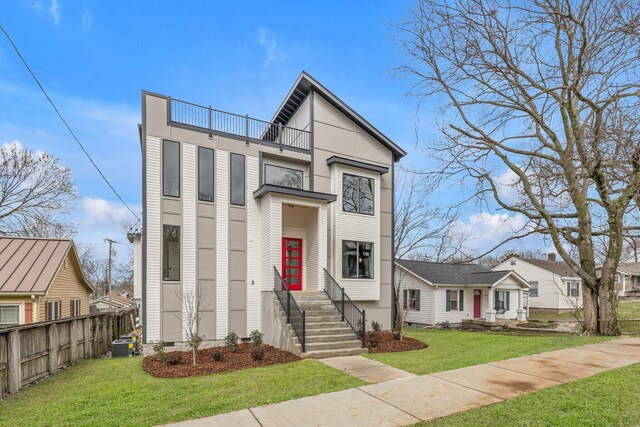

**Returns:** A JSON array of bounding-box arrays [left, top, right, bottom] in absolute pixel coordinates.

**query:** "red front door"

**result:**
[[282, 237, 302, 291], [473, 290, 482, 318]]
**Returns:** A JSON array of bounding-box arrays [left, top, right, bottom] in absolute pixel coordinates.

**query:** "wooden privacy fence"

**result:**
[[0, 307, 138, 398]]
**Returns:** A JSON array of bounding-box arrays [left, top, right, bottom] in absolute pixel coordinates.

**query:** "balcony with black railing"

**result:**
[[169, 98, 311, 152]]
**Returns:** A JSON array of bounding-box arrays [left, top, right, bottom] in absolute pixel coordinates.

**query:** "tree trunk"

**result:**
[[598, 282, 620, 336], [582, 284, 599, 335]]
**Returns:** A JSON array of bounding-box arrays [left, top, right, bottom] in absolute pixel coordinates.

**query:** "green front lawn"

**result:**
[[366, 329, 610, 375], [0, 358, 365, 426], [418, 362, 640, 426]]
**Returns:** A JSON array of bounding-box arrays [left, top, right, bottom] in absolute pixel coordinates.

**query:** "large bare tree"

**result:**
[[0, 142, 76, 236], [399, 0, 640, 335]]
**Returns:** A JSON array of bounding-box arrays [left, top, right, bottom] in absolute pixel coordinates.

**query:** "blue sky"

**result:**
[[0, 1, 542, 260]]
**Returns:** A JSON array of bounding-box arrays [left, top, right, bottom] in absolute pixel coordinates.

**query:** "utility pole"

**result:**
[[104, 238, 117, 311]]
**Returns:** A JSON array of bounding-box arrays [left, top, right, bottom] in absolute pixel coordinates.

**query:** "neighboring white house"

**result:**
[[395, 260, 529, 326], [493, 254, 582, 314]]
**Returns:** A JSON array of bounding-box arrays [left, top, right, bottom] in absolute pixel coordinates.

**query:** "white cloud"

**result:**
[[49, 0, 60, 25], [81, 197, 137, 229], [495, 168, 520, 202], [257, 27, 286, 68], [453, 212, 528, 251], [82, 4, 91, 30]]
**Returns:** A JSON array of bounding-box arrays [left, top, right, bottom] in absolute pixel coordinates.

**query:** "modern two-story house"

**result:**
[[140, 72, 405, 357]]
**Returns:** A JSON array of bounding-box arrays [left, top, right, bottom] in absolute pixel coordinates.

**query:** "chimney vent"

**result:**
[[548, 253, 557, 261]]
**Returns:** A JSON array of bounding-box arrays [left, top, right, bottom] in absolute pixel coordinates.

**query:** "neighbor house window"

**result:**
[[265, 164, 303, 189], [445, 289, 463, 311], [198, 147, 214, 202], [0, 305, 19, 327], [71, 299, 81, 318], [403, 289, 420, 311], [46, 301, 60, 321], [494, 291, 510, 313], [163, 225, 180, 281], [342, 241, 373, 279], [566, 281, 580, 297], [163, 140, 180, 197], [230, 153, 245, 206], [529, 281, 539, 297], [342, 173, 374, 215]]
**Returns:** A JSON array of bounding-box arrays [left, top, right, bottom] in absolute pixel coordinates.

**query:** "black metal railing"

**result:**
[[170, 98, 311, 151], [323, 269, 366, 348], [273, 267, 306, 352]]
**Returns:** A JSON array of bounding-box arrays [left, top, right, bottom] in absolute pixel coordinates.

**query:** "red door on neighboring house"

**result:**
[[473, 290, 482, 318], [282, 237, 302, 291]]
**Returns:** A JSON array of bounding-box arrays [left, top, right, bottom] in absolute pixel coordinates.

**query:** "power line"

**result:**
[[0, 22, 140, 222]]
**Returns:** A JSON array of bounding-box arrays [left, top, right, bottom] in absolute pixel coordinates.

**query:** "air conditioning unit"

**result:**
[[111, 339, 135, 357]]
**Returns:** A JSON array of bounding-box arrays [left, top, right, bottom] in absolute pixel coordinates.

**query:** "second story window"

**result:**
[[343, 173, 374, 215], [71, 299, 81, 317], [230, 153, 245, 206], [198, 147, 214, 202], [163, 225, 180, 281], [163, 140, 180, 197], [46, 301, 60, 321], [265, 164, 303, 189], [342, 240, 373, 279]]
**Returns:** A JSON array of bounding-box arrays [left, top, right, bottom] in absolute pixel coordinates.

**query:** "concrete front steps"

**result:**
[[292, 292, 368, 359]]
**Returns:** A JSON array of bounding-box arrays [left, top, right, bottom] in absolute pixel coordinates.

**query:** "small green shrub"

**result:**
[[164, 352, 182, 365], [211, 351, 224, 362], [371, 321, 382, 332], [251, 347, 265, 361], [224, 332, 240, 352], [152, 340, 166, 362], [250, 330, 263, 348]]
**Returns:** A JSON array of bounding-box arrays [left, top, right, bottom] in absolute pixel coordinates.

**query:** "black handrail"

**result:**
[[323, 269, 366, 348], [273, 267, 306, 353], [169, 98, 311, 151]]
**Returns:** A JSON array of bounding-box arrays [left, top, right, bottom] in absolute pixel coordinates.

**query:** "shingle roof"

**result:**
[[0, 237, 90, 294], [519, 258, 578, 277], [617, 262, 640, 276], [396, 259, 513, 286]]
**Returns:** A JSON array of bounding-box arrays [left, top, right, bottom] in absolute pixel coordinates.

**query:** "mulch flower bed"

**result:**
[[143, 343, 300, 378], [366, 331, 427, 353]]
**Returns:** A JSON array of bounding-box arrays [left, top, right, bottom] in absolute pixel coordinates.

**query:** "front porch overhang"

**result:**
[[253, 184, 337, 203]]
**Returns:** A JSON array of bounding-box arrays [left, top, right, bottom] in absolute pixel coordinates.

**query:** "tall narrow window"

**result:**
[[71, 299, 81, 318], [198, 147, 214, 202], [230, 153, 245, 206], [163, 225, 180, 281], [342, 173, 374, 215], [529, 281, 539, 297], [342, 241, 373, 279], [163, 140, 180, 197], [46, 301, 60, 321]]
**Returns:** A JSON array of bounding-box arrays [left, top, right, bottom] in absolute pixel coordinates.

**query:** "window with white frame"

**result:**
[[403, 289, 420, 311], [566, 281, 580, 297], [46, 301, 60, 321], [529, 281, 539, 297], [0, 305, 19, 327], [71, 299, 81, 318]]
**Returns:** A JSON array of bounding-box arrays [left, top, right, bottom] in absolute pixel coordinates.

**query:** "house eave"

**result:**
[[253, 184, 337, 203]]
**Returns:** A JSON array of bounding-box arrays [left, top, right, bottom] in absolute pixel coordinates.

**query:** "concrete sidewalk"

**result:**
[[163, 337, 640, 427]]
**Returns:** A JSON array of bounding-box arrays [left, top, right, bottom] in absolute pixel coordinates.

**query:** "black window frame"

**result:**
[[198, 146, 215, 202], [341, 240, 374, 279], [162, 140, 180, 198], [264, 164, 304, 189], [342, 173, 374, 216], [163, 224, 181, 281], [230, 153, 246, 207]]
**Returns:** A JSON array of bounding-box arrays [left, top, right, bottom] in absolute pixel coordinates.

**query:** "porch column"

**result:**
[[486, 287, 496, 323], [517, 290, 527, 321]]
